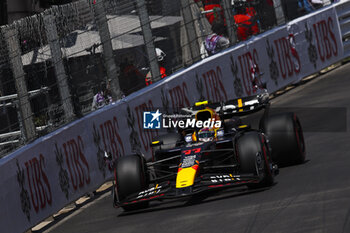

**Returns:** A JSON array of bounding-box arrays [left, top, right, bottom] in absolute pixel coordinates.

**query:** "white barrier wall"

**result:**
[[0, 5, 345, 233]]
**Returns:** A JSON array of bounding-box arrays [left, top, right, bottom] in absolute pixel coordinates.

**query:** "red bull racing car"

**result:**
[[108, 91, 306, 211]]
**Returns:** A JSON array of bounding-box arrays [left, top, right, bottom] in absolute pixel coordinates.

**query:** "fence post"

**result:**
[[93, 0, 123, 99], [221, 0, 237, 45], [273, 0, 286, 25], [1, 26, 36, 142], [44, 14, 75, 123], [180, 0, 201, 64], [136, 0, 161, 83]]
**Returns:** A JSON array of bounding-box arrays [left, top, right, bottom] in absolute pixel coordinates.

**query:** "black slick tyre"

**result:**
[[115, 154, 149, 211], [236, 131, 274, 188]]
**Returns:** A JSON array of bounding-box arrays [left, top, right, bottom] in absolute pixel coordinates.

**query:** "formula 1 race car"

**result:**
[[108, 91, 305, 211]]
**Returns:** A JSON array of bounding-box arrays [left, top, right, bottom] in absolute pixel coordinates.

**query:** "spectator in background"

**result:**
[[91, 85, 106, 111], [104, 79, 113, 103], [196, 0, 259, 42], [204, 19, 230, 56], [310, 0, 324, 9], [243, 0, 258, 17], [283, 0, 315, 21], [91, 82, 112, 111], [234, 6, 260, 41], [195, 0, 224, 25], [145, 48, 167, 86], [298, 0, 315, 14]]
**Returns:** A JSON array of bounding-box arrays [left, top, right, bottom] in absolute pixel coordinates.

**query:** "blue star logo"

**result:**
[[143, 110, 162, 129]]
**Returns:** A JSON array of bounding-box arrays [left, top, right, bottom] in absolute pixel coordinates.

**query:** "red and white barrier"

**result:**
[[0, 4, 346, 233]]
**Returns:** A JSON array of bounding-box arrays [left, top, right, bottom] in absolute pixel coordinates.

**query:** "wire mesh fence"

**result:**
[[0, 0, 332, 157]]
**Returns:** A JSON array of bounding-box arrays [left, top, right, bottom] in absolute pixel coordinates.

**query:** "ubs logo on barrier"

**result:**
[[62, 136, 91, 191], [54, 136, 91, 199], [16, 160, 31, 221], [236, 49, 261, 96], [16, 155, 52, 221], [200, 66, 228, 103], [273, 34, 301, 79], [266, 39, 280, 85], [230, 55, 243, 97], [196, 73, 206, 102], [93, 116, 125, 177], [312, 17, 338, 62], [55, 143, 70, 199], [305, 23, 318, 69], [168, 82, 191, 112], [126, 106, 142, 154]]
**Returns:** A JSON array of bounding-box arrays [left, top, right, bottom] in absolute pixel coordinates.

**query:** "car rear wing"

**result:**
[[181, 91, 270, 118], [221, 92, 270, 116]]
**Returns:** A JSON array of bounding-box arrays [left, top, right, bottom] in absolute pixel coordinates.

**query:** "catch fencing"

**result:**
[[0, 0, 310, 158]]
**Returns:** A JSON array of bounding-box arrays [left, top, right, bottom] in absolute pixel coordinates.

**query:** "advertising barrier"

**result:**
[[0, 4, 346, 233]]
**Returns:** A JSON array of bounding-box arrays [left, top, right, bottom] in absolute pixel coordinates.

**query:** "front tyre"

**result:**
[[115, 154, 149, 211], [236, 131, 274, 188]]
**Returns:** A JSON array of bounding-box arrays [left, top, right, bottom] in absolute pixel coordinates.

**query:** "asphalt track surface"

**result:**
[[45, 63, 350, 233]]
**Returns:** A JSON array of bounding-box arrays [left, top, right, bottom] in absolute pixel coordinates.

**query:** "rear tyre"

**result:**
[[115, 154, 149, 211], [264, 113, 306, 167], [236, 131, 274, 188]]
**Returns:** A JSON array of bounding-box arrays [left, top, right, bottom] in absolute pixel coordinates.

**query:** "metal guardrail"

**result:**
[[0, 86, 49, 103], [0, 126, 49, 140], [0, 87, 50, 147]]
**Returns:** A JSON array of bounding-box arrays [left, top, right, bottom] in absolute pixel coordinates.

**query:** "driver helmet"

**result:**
[[197, 127, 216, 142], [155, 48, 166, 62]]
